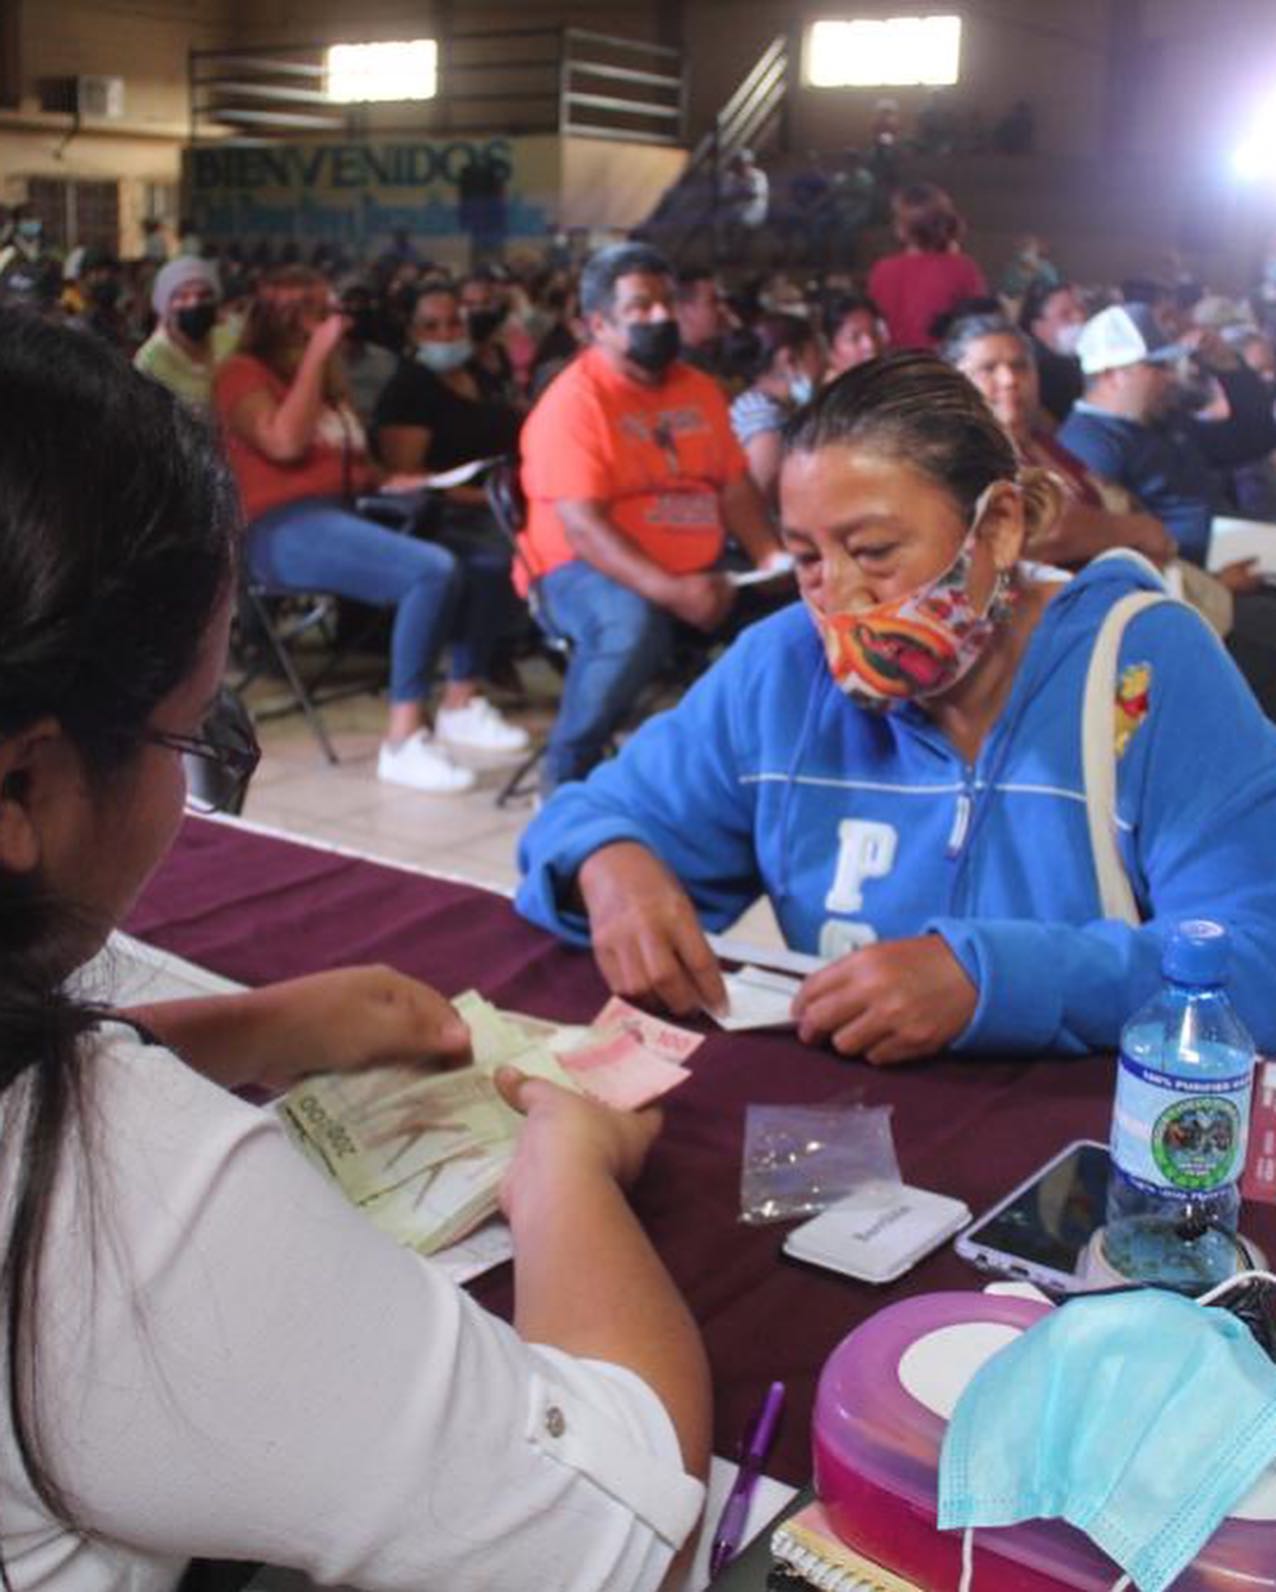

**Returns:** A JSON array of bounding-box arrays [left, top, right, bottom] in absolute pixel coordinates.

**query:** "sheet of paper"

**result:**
[[708, 932, 826, 978], [676, 1459, 798, 1592], [419, 455, 500, 489], [83, 930, 244, 1006], [712, 965, 802, 1030], [727, 552, 796, 588], [1209, 515, 1276, 575], [429, 1218, 514, 1285]]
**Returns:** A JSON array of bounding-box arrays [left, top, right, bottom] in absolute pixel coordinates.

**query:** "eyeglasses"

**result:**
[[143, 691, 261, 815]]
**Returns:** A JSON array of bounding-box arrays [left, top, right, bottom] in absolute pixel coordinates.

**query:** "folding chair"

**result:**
[[484, 458, 569, 806], [230, 495, 433, 766]]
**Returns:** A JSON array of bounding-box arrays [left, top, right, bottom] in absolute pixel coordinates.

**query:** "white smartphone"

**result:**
[[954, 1139, 1111, 1294]]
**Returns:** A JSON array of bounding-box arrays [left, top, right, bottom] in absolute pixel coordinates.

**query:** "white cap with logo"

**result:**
[[1076, 303, 1187, 376]]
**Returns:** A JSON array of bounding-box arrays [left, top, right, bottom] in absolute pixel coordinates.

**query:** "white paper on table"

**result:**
[[428, 1218, 514, 1285], [1208, 515, 1276, 576], [84, 931, 245, 1006], [711, 965, 803, 1031], [676, 1458, 798, 1591], [707, 933, 825, 979]]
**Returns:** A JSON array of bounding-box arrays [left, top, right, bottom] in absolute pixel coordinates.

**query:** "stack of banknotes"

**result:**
[[279, 991, 702, 1256]]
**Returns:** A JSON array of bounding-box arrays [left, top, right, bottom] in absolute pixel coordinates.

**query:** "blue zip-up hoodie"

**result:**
[[517, 558, 1276, 1056]]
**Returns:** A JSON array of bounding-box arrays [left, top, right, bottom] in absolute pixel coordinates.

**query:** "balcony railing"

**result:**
[[189, 28, 687, 146]]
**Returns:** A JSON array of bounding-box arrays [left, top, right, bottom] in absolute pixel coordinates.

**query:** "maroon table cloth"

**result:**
[[126, 816, 1276, 1488]]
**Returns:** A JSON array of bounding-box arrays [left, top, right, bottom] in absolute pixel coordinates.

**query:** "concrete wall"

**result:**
[[5, 0, 1275, 278], [559, 134, 684, 229]]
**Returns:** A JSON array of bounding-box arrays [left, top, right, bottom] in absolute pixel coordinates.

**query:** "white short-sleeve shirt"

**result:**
[[0, 1029, 703, 1592]]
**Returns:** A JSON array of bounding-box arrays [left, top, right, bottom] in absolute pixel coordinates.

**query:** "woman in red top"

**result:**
[[216, 269, 522, 794], [866, 183, 988, 351]]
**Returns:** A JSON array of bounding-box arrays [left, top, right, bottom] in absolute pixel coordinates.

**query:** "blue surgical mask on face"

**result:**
[[789, 373, 815, 405], [938, 1287, 1276, 1592], [415, 338, 472, 374]]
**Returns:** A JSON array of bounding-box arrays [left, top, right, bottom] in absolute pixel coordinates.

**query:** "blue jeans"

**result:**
[[537, 560, 674, 791], [247, 497, 461, 704]]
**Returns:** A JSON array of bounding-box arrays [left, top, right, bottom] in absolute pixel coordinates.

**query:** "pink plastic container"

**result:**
[[812, 1292, 1276, 1592]]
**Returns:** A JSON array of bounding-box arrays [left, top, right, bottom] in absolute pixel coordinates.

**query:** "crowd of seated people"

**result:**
[[7, 191, 1276, 811]]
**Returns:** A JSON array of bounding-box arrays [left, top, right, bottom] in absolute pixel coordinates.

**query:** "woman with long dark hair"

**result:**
[[519, 352, 1276, 1062], [0, 309, 708, 1590]]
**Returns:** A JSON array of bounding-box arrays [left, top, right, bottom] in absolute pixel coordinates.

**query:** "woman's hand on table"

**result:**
[[793, 935, 977, 1065], [495, 1068, 661, 1216], [577, 841, 726, 1017], [127, 964, 471, 1092]]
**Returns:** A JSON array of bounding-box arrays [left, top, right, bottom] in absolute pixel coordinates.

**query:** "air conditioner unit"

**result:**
[[77, 75, 125, 119]]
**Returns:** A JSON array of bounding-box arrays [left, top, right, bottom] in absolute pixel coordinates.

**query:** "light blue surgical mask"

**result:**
[[415, 338, 472, 374], [788, 372, 815, 406], [938, 1283, 1276, 1592]]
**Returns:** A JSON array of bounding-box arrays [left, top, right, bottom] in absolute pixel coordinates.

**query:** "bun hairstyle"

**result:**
[[782, 349, 1064, 546], [892, 182, 964, 253]]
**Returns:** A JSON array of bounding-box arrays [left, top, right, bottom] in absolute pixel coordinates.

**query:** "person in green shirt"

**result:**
[[133, 257, 223, 412]]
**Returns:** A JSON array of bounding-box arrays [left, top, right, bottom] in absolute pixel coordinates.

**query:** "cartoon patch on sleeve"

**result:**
[[1115, 662, 1152, 759]]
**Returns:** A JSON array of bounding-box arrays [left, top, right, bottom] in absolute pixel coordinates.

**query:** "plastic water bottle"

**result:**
[[1103, 920, 1256, 1292]]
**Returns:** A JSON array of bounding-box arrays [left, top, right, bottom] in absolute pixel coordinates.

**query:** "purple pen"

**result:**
[[708, 1380, 786, 1577]]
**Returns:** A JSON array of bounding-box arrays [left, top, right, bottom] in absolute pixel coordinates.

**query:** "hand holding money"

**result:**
[[127, 964, 471, 1092], [495, 1068, 662, 1217], [280, 991, 704, 1255], [246, 965, 472, 1089]]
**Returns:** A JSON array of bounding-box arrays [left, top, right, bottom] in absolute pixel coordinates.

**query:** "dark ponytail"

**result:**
[[0, 308, 238, 1533]]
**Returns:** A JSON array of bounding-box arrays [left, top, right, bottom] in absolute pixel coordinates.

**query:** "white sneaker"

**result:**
[[377, 731, 476, 794], [436, 696, 531, 753]]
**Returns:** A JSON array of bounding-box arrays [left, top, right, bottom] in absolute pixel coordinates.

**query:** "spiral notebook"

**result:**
[[771, 1502, 923, 1592]]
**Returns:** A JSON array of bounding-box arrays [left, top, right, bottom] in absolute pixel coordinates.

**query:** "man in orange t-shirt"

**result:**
[[520, 242, 781, 791]]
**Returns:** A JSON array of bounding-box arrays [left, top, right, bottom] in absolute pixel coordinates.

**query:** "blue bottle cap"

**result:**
[[1162, 919, 1230, 986]]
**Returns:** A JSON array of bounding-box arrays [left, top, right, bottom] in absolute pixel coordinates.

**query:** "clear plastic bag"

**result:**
[[740, 1095, 901, 1225]]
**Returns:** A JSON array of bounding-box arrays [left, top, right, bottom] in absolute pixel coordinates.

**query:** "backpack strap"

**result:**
[[1081, 588, 1171, 925]]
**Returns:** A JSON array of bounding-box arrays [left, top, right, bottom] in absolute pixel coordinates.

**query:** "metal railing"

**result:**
[[188, 28, 687, 145], [646, 33, 792, 260]]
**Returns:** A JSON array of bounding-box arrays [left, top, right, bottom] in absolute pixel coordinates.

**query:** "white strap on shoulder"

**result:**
[[1081, 587, 1170, 925]]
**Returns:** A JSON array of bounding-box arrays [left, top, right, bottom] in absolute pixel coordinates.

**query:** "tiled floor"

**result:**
[[239, 659, 784, 946]]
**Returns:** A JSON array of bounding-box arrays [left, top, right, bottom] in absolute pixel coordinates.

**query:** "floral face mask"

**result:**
[[810, 483, 1018, 711]]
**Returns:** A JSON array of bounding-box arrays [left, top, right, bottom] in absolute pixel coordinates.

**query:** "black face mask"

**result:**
[[89, 279, 121, 308], [467, 307, 506, 343], [175, 303, 217, 343], [625, 320, 680, 374]]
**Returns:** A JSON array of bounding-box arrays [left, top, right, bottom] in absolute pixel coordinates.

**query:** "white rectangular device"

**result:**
[[782, 1180, 971, 1285]]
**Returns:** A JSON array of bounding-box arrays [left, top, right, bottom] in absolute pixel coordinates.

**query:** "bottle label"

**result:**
[[1112, 1054, 1252, 1196]]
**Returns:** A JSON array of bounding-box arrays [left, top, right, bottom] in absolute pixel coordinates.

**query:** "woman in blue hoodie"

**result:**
[[517, 353, 1276, 1062]]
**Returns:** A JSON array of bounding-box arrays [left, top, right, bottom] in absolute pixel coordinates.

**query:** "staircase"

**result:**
[[639, 34, 792, 263]]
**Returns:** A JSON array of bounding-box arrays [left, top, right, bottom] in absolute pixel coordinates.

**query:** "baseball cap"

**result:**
[[1076, 303, 1187, 375]]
